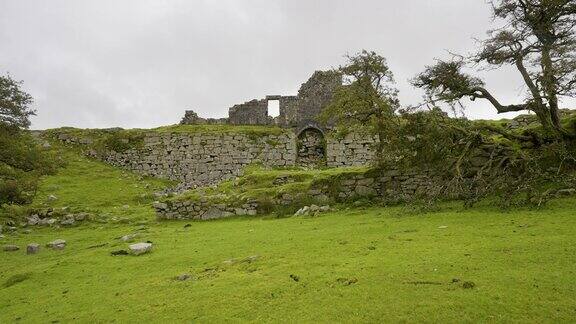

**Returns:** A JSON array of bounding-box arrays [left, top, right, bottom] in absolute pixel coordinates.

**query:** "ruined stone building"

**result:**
[[180, 70, 344, 167]]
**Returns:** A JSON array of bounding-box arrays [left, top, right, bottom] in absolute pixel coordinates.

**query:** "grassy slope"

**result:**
[[0, 150, 575, 322], [30, 149, 172, 222]]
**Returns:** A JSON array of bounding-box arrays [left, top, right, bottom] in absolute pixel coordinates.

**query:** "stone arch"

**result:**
[[297, 126, 326, 167]]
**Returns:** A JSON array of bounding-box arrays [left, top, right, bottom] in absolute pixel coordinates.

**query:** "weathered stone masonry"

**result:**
[[103, 131, 297, 188], [53, 128, 378, 188]]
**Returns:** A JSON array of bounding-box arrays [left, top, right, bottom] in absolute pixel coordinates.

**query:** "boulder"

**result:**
[[27, 243, 40, 255], [294, 206, 310, 216], [3, 245, 19, 252], [60, 215, 76, 226], [47, 239, 66, 250], [153, 202, 168, 210], [119, 234, 138, 242], [27, 214, 40, 226], [129, 242, 153, 255]]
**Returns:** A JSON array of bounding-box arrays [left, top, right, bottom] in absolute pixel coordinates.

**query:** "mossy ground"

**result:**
[[1, 148, 575, 322]]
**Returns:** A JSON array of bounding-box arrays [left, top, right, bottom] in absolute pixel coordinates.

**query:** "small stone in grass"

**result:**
[[129, 242, 152, 255], [176, 273, 192, 281], [3, 244, 19, 252], [27, 243, 40, 255], [47, 239, 66, 250]]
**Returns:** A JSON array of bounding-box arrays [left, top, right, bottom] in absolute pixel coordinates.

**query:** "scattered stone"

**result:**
[[60, 216, 75, 226], [336, 277, 358, 286], [27, 214, 40, 226], [110, 249, 129, 256], [438, 225, 448, 229], [74, 213, 89, 221], [294, 205, 331, 216], [462, 281, 476, 289], [42, 141, 51, 149], [22, 229, 32, 234], [47, 195, 58, 202], [0, 234, 5, 239], [184, 224, 192, 228], [152, 202, 168, 210], [87, 243, 108, 249], [119, 234, 138, 242], [47, 239, 66, 250], [27, 243, 40, 255], [290, 274, 300, 282], [3, 245, 20, 252], [129, 242, 153, 256], [176, 273, 192, 281], [38, 218, 57, 226]]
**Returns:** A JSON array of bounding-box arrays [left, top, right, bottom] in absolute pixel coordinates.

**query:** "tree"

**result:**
[[413, 0, 576, 138], [319, 50, 400, 159], [0, 74, 35, 129]]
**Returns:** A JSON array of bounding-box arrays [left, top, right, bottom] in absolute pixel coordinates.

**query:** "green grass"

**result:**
[[1, 145, 575, 322], [30, 149, 172, 222], [1, 199, 575, 322]]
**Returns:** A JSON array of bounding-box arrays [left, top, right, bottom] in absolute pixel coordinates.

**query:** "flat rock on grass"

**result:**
[[47, 239, 67, 250], [3, 245, 19, 252], [129, 243, 153, 255]]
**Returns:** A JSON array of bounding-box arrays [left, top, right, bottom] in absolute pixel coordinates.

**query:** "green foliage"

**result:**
[[320, 50, 399, 159], [380, 108, 472, 170], [0, 126, 60, 206], [0, 74, 34, 129]]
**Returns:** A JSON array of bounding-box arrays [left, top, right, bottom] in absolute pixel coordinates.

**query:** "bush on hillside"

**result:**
[[0, 125, 61, 207]]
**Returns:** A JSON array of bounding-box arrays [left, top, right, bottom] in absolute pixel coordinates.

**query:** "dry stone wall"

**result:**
[[154, 167, 441, 220], [103, 132, 297, 188], [51, 128, 380, 189], [326, 133, 377, 167]]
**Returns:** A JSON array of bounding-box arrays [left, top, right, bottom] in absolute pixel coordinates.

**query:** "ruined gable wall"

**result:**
[[228, 99, 271, 125]]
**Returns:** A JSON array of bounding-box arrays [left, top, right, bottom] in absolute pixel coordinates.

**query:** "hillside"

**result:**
[[1, 147, 575, 322]]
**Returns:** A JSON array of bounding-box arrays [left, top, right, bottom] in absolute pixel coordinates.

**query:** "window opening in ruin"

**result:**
[[267, 100, 280, 118]]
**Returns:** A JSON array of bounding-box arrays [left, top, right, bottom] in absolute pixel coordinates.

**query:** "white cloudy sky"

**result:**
[[1, 0, 574, 129]]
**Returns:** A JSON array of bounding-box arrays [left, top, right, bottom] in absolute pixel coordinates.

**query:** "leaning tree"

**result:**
[[0, 73, 35, 130], [413, 0, 576, 139]]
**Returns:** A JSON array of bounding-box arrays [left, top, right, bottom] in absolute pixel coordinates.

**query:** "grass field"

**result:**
[[1, 152, 575, 323]]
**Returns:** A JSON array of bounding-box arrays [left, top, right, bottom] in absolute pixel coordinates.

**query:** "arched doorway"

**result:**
[[297, 127, 326, 167]]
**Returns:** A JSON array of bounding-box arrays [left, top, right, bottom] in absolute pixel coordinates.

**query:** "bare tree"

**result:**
[[413, 0, 576, 138]]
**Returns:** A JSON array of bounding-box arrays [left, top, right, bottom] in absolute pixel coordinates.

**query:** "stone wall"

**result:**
[[102, 131, 297, 188], [154, 167, 440, 220], [180, 110, 228, 125], [228, 99, 272, 125], [326, 132, 377, 167]]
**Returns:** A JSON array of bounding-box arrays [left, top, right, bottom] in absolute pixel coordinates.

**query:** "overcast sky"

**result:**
[[1, 0, 575, 129]]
